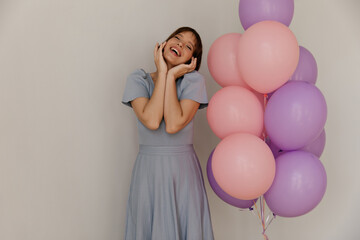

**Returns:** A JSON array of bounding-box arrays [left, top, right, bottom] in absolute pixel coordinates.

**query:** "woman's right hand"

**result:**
[[154, 42, 168, 74]]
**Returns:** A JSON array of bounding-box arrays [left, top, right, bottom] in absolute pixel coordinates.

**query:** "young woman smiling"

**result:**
[[122, 27, 214, 240]]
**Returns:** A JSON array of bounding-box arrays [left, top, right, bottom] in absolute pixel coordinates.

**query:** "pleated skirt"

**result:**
[[124, 144, 214, 240]]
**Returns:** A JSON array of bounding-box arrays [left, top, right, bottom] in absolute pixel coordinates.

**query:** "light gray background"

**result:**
[[1, 0, 359, 239]]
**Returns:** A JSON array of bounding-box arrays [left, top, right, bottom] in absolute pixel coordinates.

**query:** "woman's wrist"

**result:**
[[157, 71, 168, 80], [158, 69, 167, 75], [167, 71, 177, 80]]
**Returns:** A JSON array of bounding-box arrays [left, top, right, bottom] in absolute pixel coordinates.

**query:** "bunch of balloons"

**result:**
[[206, 0, 327, 222]]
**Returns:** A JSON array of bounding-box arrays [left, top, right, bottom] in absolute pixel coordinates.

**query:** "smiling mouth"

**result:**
[[171, 47, 181, 56]]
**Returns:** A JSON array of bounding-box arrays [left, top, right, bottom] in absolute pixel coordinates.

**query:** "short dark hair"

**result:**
[[166, 27, 203, 71]]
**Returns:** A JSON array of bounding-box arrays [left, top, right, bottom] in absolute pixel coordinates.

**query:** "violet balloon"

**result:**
[[289, 46, 318, 84], [264, 151, 327, 217], [265, 82, 327, 150], [301, 129, 326, 158], [268, 129, 326, 158], [239, 0, 294, 30], [207, 150, 257, 209]]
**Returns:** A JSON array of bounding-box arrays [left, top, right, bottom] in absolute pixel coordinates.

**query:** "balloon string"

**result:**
[[260, 196, 266, 235], [260, 196, 263, 223], [252, 200, 262, 225], [262, 196, 266, 224], [263, 233, 269, 240], [264, 213, 276, 232], [253, 198, 266, 230], [252, 94, 273, 240], [252, 195, 276, 240], [250, 206, 264, 227]]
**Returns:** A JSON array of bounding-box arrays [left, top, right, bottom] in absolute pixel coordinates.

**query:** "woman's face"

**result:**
[[163, 31, 196, 69]]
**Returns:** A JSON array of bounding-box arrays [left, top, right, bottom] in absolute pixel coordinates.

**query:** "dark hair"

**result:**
[[166, 27, 203, 71]]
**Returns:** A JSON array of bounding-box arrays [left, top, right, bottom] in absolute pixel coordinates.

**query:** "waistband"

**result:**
[[139, 144, 194, 155]]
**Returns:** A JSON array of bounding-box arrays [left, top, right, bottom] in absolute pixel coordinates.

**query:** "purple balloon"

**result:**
[[265, 82, 327, 150], [300, 129, 326, 157], [207, 150, 257, 209], [289, 46, 318, 84], [264, 151, 327, 217], [268, 129, 325, 158], [239, 0, 294, 30]]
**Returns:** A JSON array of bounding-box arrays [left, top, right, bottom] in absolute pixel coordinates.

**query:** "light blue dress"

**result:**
[[122, 69, 214, 240]]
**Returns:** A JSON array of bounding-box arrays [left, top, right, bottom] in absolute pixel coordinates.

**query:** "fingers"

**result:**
[[159, 41, 166, 57], [188, 57, 197, 71], [154, 43, 159, 58], [192, 57, 197, 69], [179, 57, 197, 75], [158, 42, 166, 53], [154, 42, 168, 73], [154, 42, 166, 59]]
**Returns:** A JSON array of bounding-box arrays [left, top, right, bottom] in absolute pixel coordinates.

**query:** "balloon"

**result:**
[[268, 129, 326, 158], [264, 151, 327, 217], [266, 138, 282, 158], [207, 150, 257, 208], [207, 86, 264, 139], [289, 46, 318, 84], [237, 21, 299, 93], [212, 133, 275, 200], [207, 33, 249, 88], [265, 81, 327, 150], [301, 129, 326, 158], [239, 0, 294, 30]]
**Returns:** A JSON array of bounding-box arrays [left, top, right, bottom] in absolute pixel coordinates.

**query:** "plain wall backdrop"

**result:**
[[1, 0, 359, 239]]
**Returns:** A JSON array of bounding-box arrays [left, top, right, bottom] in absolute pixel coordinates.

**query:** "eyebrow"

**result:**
[[177, 33, 195, 49]]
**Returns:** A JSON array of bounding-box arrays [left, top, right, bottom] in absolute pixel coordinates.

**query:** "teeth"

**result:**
[[171, 48, 179, 56]]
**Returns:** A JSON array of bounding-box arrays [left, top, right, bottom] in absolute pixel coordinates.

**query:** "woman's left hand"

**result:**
[[167, 57, 197, 80]]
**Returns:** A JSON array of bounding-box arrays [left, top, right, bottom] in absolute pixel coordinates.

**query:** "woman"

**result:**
[[122, 26, 214, 240]]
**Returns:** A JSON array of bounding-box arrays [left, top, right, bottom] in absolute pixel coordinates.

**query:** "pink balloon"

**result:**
[[212, 133, 276, 200], [237, 21, 299, 93], [207, 33, 249, 88], [207, 86, 264, 139]]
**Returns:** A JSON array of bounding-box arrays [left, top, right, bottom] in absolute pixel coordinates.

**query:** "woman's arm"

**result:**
[[131, 73, 166, 130], [131, 42, 167, 130], [164, 57, 200, 134]]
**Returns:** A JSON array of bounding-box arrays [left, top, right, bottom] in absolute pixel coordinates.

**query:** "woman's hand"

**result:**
[[167, 57, 197, 80], [154, 42, 168, 74]]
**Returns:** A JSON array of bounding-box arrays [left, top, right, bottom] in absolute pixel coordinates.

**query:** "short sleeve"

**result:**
[[122, 69, 150, 108], [179, 71, 208, 109]]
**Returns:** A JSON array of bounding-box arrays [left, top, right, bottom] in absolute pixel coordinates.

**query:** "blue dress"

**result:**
[[122, 69, 214, 240]]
